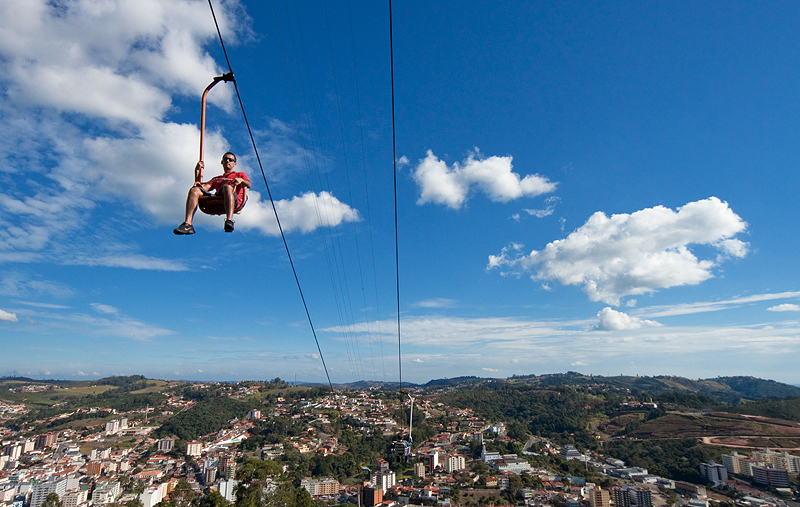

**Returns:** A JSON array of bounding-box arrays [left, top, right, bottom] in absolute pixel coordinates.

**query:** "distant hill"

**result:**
[[431, 372, 800, 402]]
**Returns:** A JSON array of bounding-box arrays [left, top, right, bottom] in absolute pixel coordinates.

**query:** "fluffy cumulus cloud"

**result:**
[[488, 197, 749, 305], [594, 307, 661, 331], [0, 0, 358, 270], [236, 191, 360, 235], [767, 304, 800, 312], [0, 309, 18, 323], [412, 149, 556, 209]]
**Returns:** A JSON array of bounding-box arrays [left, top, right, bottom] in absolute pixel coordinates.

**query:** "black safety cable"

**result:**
[[388, 0, 402, 390], [207, 0, 334, 393]]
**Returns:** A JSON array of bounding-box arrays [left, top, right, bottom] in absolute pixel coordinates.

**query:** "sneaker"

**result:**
[[173, 222, 195, 235], [224, 219, 234, 232]]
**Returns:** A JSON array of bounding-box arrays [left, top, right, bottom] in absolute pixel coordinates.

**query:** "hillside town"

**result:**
[[0, 381, 798, 507]]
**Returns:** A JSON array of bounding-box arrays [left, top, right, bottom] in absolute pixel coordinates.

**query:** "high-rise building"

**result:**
[[752, 449, 800, 474], [612, 487, 630, 507], [700, 461, 728, 483], [362, 485, 382, 507], [157, 439, 174, 453], [31, 477, 68, 507], [589, 487, 610, 507], [636, 488, 652, 507], [721, 453, 742, 475], [185, 441, 202, 457], [35, 433, 58, 450], [444, 454, 466, 473], [752, 465, 790, 488], [414, 462, 426, 478]]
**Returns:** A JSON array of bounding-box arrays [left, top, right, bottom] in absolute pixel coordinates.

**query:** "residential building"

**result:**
[[636, 488, 652, 507], [3, 445, 21, 461], [589, 487, 610, 507], [700, 461, 728, 483], [218, 480, 239, 502], [185, 441, 202, 457], [674, 482, 706, 497], [721, 453, 743, 475], [752, 465, 790, 488], [752, 449, 800, 474], [157, 439, 174, 453], [562, 445, 582, 460], [31, 477, 68, 507], [35, 433, 58, 450], [92, 480, 121, 505], [414, 462, 425, 478], [85, 461, 103, 476], [444, 454, 466, 473], [613, 487, 631, 507], [90, 447, 111, 460], [61, 489, 88, 507], [492, 457, 533, 474], [300, 477, 339, 497], [362, 485, 383, 507]]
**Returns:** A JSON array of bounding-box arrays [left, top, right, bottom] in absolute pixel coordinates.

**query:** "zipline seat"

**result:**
[[198, 189, 248, 216]]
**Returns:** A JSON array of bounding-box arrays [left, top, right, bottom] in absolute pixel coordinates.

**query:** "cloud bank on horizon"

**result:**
[[488, 197, 749, 305]]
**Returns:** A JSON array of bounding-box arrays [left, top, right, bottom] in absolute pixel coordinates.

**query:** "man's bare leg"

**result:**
[[184, 186, 203, 225], [221, 185, 235, 232]]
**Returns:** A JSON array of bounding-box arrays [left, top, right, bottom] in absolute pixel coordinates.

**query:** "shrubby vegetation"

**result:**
[[607, 438, 721, 483], [155, 395, 252, 441]]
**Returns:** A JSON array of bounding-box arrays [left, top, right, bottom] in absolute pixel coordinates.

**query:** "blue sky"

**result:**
[[2, 0, 800, 385]]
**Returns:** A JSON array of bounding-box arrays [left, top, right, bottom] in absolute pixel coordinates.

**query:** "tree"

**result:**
[[42, 493, 63, 507], [169, 478, 197, 507], [125, 499, 144, 507], [198, 491, 229, 507], [238, 459, 282, 483], [293, 488, 314, 507]]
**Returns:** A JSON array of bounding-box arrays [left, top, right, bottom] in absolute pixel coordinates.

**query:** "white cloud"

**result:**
[[522, 196, 561, 218], [767, 304, 800, 312], [412, 149, 556, 209], [594, 307, 661, 331], [639, 291, 800, 318], [414, 298, 457, 308], [0, 273, 75, 298], [571, 361, 587, 366], [488, 197, 748, 305], [16, 302, 70, 309], [482, 368, 499, 372], [237, 191, 360, 235], [91, 304, 119, 315], [323, 313, 800, 384], [0, 309, 19, 323]]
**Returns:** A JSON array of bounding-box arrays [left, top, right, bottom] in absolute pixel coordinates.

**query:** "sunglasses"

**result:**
[[223, 157, 236, 163]]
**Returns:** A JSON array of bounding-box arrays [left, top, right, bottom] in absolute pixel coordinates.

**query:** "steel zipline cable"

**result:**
[[206, 0, 334, 393], [388, 0, 403, 391]]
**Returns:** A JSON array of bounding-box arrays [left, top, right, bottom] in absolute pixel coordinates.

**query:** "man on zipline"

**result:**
[[174, 152, 251, 235]]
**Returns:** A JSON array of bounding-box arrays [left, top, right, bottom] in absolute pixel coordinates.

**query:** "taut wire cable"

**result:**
[[388, 0, 402, 390], [207, 0, 334, 392]]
